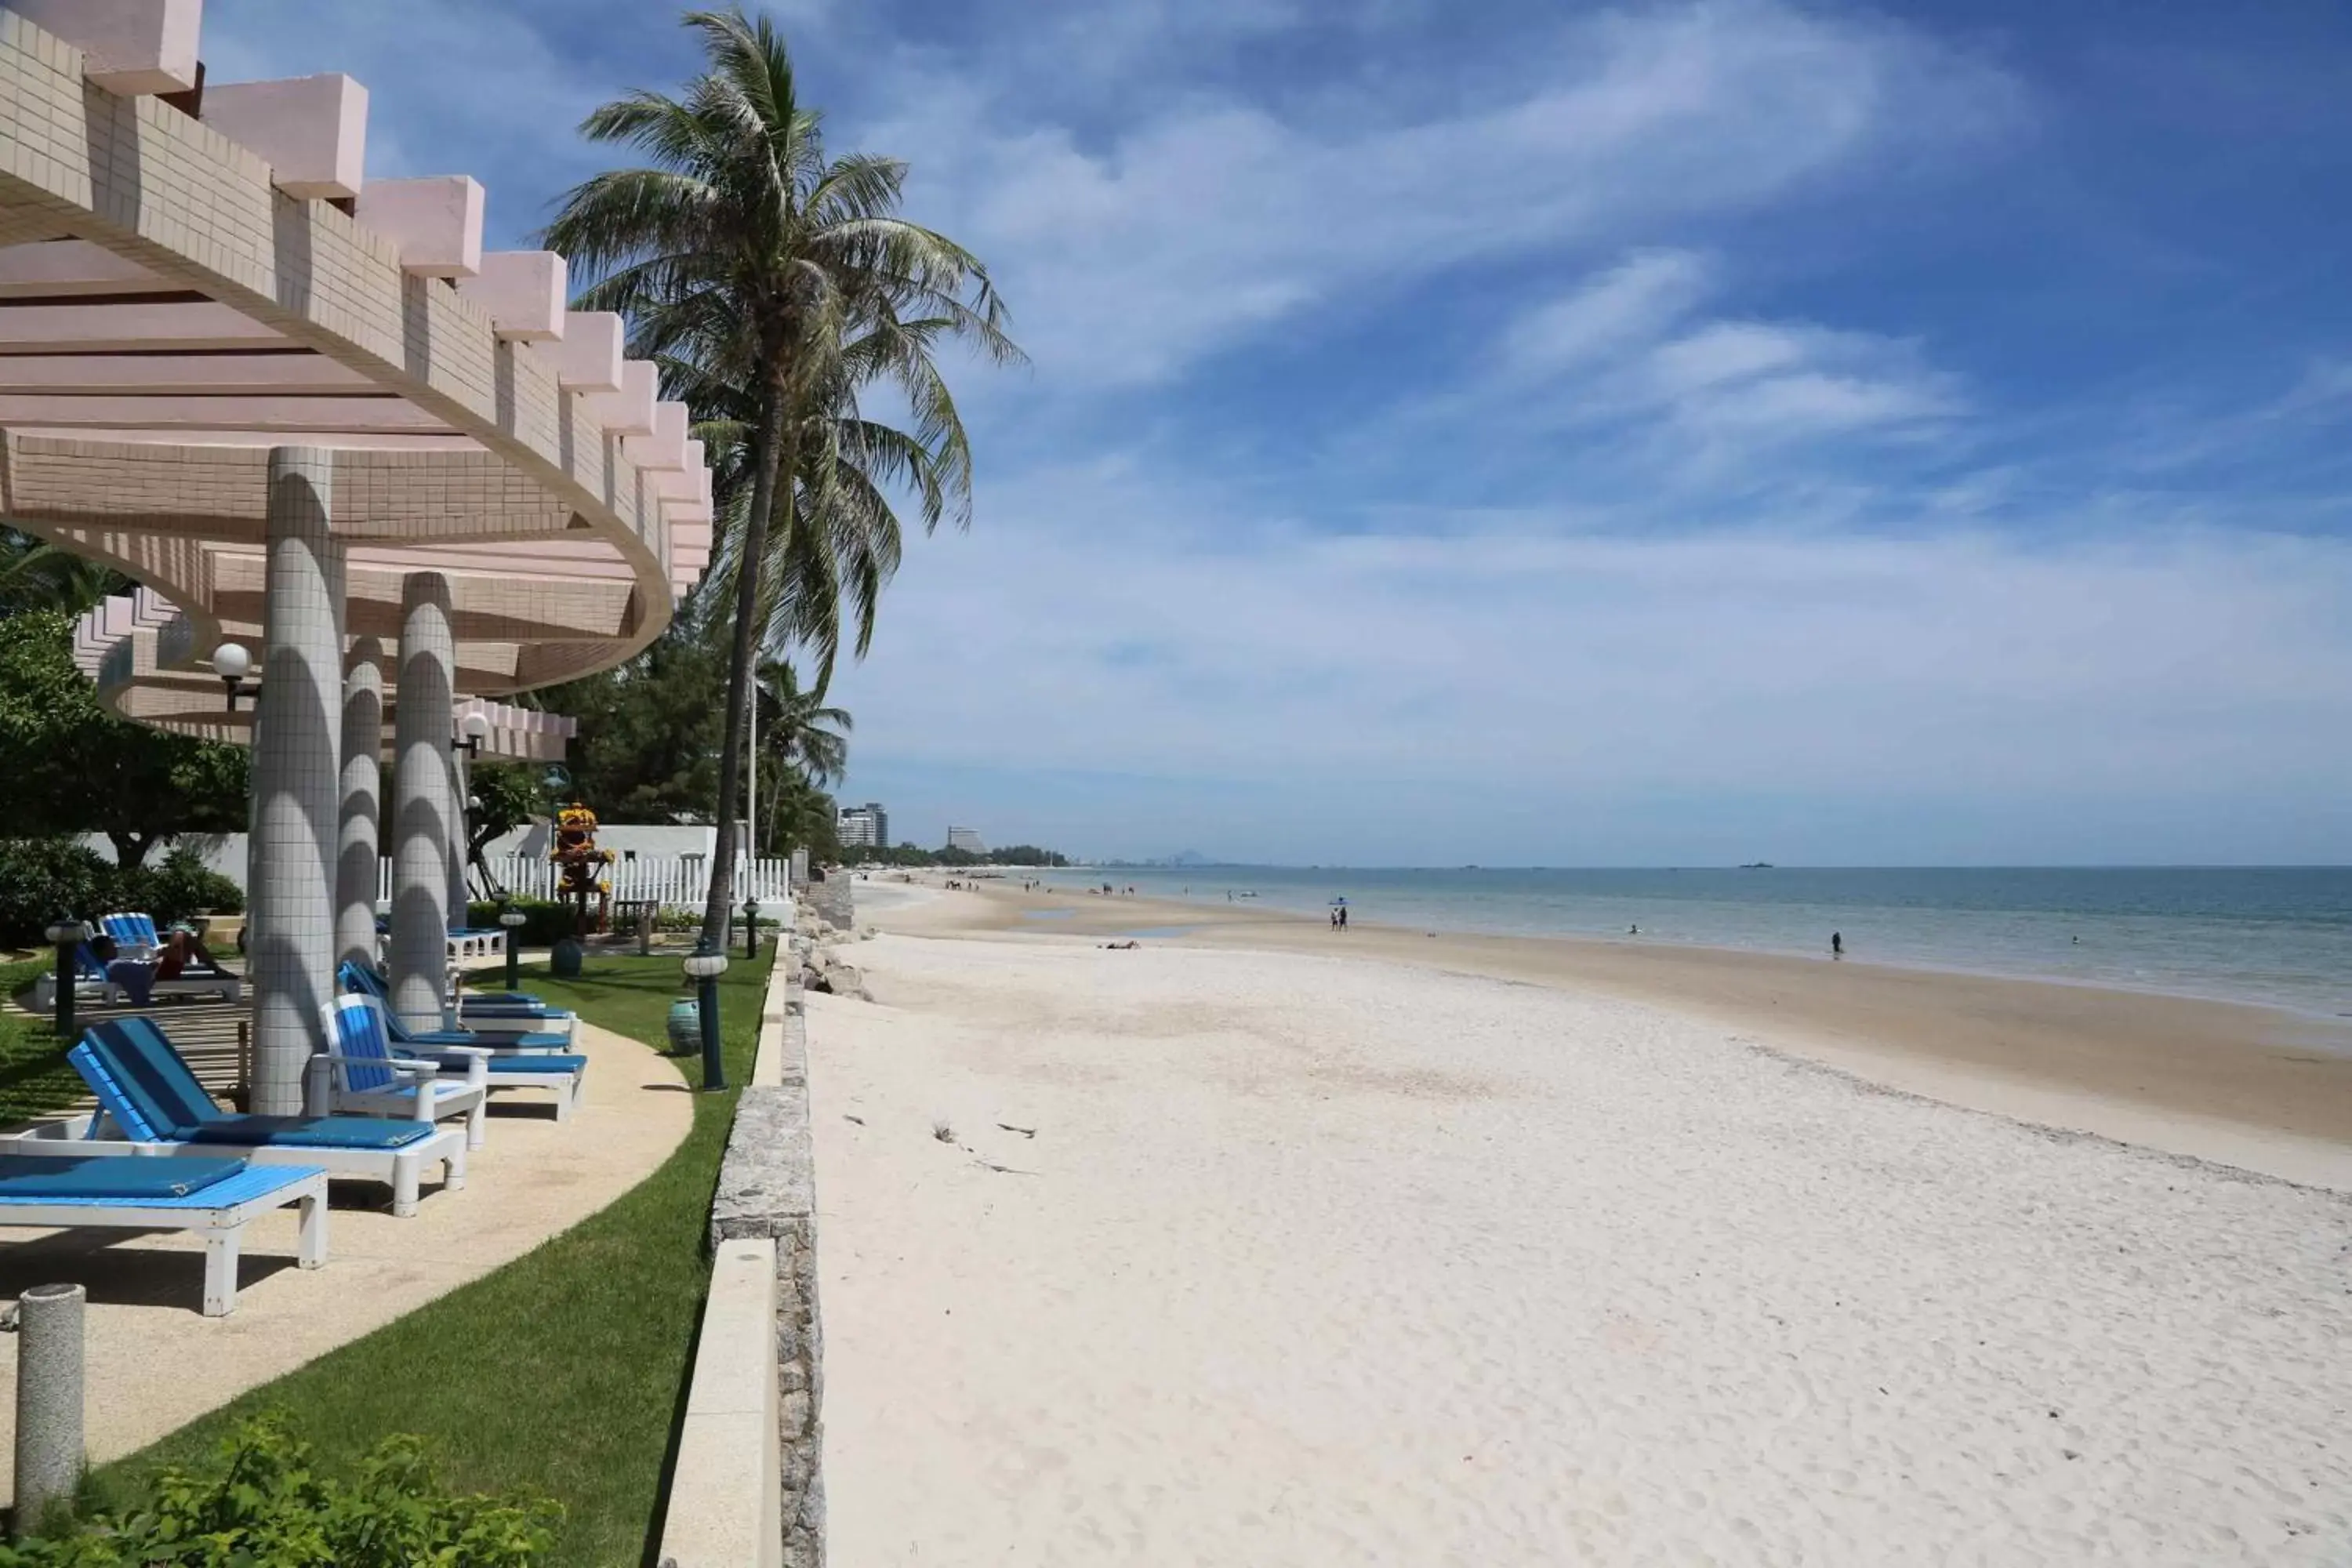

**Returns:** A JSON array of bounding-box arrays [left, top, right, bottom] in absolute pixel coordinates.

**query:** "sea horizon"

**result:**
[[1015, 864, 2352, 1022]]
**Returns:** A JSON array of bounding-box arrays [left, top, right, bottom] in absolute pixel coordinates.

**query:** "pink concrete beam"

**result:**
[[354, 176, 485, 278], [0, 240, 176, 298], [585, 359, 658, 437], [0, 353, 368, 394], [535, 312, 624, 392], [455, 251, 566, 342], [0, 301, 283, 351], [0, 394, 451, 434], [201, 74, 370, 201], [11, 0, 199, 96], [623, 401, 690, 474]]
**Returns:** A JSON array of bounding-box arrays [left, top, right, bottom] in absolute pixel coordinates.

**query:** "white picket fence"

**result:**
[[374, 855, 792, 910]]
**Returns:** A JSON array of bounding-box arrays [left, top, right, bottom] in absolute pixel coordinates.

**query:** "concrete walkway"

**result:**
[[0, 1021, 691, 1501]]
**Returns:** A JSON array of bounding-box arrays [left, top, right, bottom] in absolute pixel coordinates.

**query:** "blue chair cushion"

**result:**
[[430, 1052, 586, 1076], [400, 1027, 572, 1051], [183, 1116, 438, 1151], [0, 1154, 245, 1200]]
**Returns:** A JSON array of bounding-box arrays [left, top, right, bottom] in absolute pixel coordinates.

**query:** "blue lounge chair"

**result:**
[[337, 960, 578, 1044], [0, 1155, 326, 1316], [330, 993, 586, 1124], [96, 912, 243, 1004], [336, 962, 575, 1051], [316, 996, 490, 1149], [3, 1018, 466, 1217]]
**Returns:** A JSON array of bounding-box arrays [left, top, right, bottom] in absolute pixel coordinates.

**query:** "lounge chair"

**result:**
[[27, 941, 115, 1010], [331, 992, 586, 1124], [0, 1018, 466, 1217], [316, 996, 491, 1149], [96, 912, 243, 1004], [338, 960, 579, 1044], [336, 962, 575, 1051], [0, 1154, 326, 1316]]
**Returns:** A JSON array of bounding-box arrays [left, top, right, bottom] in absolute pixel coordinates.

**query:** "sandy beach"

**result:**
[[811, 880, 2352, 1563]]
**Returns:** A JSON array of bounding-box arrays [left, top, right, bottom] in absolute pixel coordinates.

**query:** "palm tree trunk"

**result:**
[[700, 372, 795, 947]]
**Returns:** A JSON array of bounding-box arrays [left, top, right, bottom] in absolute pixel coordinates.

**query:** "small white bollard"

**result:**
[[13, 1283, 86, 1537]]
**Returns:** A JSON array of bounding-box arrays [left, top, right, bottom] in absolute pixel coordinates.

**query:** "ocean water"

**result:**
[[1033, 866, 2352, 1019]]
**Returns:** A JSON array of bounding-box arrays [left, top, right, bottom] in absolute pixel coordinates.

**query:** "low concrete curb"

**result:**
[[663, 960, 823, 1567]]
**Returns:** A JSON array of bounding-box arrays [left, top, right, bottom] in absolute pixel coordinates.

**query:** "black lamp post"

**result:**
[[742, 895, 760, 960], [210, 642, 258, 711], [43, 918, 87, 1039], [683, 938, 730, 1091], [499, 902, 527, 992]]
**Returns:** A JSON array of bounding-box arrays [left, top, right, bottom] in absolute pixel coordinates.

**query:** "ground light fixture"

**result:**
[[499, 902, 528, 992], [42, 918, 88, 1037], [683, 938, 731, 1091], [210, 642, 256, 712]]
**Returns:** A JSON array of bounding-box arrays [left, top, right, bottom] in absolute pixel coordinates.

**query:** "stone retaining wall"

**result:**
[[706, 964, 825, 1566]]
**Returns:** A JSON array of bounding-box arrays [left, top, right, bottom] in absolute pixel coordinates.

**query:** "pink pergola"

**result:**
[[0, 0, 719, 1115]]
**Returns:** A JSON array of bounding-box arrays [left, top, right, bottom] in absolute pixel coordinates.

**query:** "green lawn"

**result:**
[[86, 950, 775, 1567], [0, 956, 82, 1124]]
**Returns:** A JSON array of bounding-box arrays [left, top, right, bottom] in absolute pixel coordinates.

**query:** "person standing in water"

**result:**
[[1831, 931, 1843, 960]]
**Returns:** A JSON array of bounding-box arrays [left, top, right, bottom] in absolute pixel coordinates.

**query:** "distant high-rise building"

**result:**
[[837, 802, 889, 849], [946, 826, 987, 855]]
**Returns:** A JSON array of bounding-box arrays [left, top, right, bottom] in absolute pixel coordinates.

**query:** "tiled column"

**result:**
[[336, 638, 384, 974], [390, 574, 456, 1030], [249, 449, 343, 1116]]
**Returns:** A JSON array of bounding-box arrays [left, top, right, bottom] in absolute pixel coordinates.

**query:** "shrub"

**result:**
[[464, 898, 575, 947], [0, 840, 116, 948], [0, 841, 245, 948], [116, 846, 245, 926], [0, 1411, 560, 1566]]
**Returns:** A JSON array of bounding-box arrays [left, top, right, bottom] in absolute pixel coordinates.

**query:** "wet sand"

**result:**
[[859, 874, 2352, 1189]]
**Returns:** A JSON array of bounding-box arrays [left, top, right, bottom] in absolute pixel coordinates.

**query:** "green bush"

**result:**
[[0, 1411, 560, 1566], [464, 898, 575, 947], [116, 847, 245, 926], [0, 841, 244, 947], [0, 840, 116, 948]]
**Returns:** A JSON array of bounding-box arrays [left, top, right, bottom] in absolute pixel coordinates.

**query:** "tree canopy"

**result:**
[[0, 611, 249, 866]]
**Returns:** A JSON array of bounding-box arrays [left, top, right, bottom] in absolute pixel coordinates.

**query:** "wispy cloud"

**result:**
[[861, 1, 2022, 385]]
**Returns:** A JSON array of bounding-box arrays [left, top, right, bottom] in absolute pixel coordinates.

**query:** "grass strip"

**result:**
[[0, 956, 82, 1125], [87, 950, 774, 1567]]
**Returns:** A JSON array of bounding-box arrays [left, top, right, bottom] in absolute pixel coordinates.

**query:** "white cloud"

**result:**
[[826, 461, 2352, 833], [862, 1, 2021, 385]]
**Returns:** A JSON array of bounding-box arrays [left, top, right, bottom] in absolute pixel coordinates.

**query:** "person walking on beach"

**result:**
[[1831, 931, 1843, 960], [1338, 905, 1348, 930]]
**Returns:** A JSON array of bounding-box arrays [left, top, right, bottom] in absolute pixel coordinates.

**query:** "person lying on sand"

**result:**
[[1102, 940, 1142, 950]]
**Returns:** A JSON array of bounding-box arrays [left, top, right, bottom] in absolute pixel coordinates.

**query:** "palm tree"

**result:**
[[0, 528, 126, 619], [543, 6, 1022, 946], [754, 658, 848, 854]]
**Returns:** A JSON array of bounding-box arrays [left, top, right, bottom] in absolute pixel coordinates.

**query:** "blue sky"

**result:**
[[203, 0, 2352, 865]]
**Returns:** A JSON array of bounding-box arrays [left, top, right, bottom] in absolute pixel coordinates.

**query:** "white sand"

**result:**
[[808, 934, 2352, 1566]]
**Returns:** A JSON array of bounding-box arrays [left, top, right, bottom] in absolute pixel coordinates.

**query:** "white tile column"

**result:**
[[390, 573, 456, 1030], [248, 448, 343, 1116], [336, 637, 384, 974]]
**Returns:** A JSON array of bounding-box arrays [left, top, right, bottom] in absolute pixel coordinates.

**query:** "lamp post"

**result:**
[[743, 895, 760, 960], [682, 939, 731, 1091], [210, 642, 257, 711], [42, 919, 87, 1039], [454, 709, 490, 757], [499, 902, 527, 993]]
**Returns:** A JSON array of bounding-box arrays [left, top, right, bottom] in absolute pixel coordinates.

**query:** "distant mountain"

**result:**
[[1167, 849, 1216, 867]]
